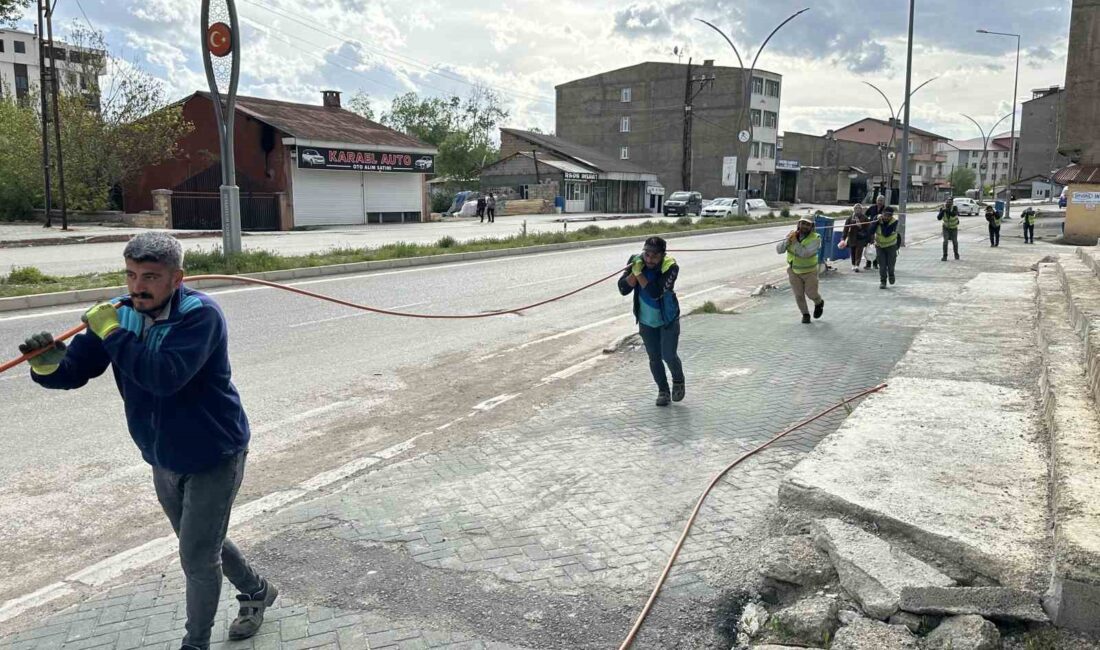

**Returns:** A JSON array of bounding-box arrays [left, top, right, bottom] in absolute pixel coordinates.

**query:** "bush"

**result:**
[[4, 266, 56, 284], [579, 225, 602, 236], [676, 216, 694, 226], [780, 208, 791, 218], [436, 235, 457, 248], [430, 192, 454, 214], [766, 211, 776, 219]]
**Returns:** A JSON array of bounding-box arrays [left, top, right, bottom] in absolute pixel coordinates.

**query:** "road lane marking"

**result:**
[[472, 393, 521, 412]]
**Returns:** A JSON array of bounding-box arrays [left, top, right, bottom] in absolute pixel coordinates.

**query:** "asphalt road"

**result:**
[[0, 212, 950, 608]]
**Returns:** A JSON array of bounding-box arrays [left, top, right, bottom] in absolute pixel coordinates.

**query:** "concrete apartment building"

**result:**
[[1019, 85, 1070, 199], [1056, 0, 1100, 245], [555, 61, 781, 200], [833, 117, 951, 202], [937, 132, 1017, 196], [779, 131, 881, 204], [0, 28, 103, 104]]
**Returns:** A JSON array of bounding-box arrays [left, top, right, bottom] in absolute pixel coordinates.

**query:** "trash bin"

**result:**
[[814, 214, 841, 264], [995, 200, 1005, 216]]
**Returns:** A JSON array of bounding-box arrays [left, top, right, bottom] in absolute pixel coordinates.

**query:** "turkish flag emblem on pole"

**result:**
[[207, 22, 232, 57]]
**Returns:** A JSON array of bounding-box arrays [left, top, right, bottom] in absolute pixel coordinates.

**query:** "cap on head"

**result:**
[[884, 206, 896, 215], [643, 236, 667, 253], [798, 215, 815, 225], [123, 232, 184, 270]]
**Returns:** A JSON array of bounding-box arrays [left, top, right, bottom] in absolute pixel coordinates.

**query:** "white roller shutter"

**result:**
[[292, 168, 365, 226], [364, 172, 423, 214]]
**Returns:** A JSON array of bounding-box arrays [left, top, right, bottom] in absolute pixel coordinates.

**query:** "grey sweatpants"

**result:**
[[153, 452, 263, 649]]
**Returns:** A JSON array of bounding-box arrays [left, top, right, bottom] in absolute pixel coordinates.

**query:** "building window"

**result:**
[[765, 79, 781, 97], [762, 143, 776, 159], [763, 111, 778, 128], [46, 47, 66, 61], [567, 182, 590, 202], [971, 163, 978, 169], [751, 76, 764, 94], [620, 146, 629, 160], [621, 87, 631, 103], [620, 116, 630, 132], [66, 72, 77, 87], [0, 40, 5, 53], [751, 142, 761, 158], [750, 109, 762, 127], [13, 40, 26, 54], [14, 63, 29, 99]]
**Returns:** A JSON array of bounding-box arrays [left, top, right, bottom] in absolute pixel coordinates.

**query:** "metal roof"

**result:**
[[1053, 164, 1100, 185], [500, 128, 657, 176], [193, 92, 435, 151], [518, 154, 596, 175]]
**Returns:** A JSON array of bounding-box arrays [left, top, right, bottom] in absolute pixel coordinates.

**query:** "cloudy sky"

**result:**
[[16, 0, 1072, 141]]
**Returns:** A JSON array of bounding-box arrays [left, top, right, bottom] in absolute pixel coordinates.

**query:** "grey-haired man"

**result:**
[[18, 233, 276, 650]]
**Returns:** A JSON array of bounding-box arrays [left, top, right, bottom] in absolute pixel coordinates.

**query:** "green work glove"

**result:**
[[631, 255, 644, 276], [82, 302, 121, 339], [18, 332, 67, 375]]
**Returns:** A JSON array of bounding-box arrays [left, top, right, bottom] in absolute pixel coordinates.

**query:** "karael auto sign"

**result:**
[[297, 146, 434, 173]]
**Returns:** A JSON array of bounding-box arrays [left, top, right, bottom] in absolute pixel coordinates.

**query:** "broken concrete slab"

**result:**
[[780, 274, 1050, 591], [923, 615, 1001, 650], [758, 535, 835, 587], [829, 618, 919, 650], [899, 586, 1048, 623], [766, 597, 838, 648], [812, 518, 954, 619]]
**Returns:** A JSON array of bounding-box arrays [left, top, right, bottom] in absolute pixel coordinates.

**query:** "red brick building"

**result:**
[[125, 91, 437, 230]]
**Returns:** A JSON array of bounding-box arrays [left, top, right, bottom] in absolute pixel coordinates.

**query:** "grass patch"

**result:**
[[0, 213, 797, 299], [691, 301, 721, 315]]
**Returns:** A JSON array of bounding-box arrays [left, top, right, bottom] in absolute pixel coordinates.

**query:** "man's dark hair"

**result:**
[[643, 236, 667, 253]]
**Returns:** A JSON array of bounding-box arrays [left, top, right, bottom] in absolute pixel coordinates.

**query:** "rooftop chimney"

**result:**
[[322, 90, 342, 109]]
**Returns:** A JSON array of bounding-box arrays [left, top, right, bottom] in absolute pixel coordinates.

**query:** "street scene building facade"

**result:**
[[482, 127, 659, 213], [1057, 0, 1100, 244], [832, 117, 951, 202], [125, 91, 437, 230], [0, 28, 103, 104], [555, 61, 780, 201], [778, 131, 881, 204], [1019, 86, 1070, 199], [937, 132, 1018, 196]]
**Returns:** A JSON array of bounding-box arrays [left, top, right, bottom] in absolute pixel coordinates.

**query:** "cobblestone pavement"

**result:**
[[1, 226, 1052, 649]]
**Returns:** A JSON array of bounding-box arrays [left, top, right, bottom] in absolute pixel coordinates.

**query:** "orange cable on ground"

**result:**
[[616, 382, 889, 650]]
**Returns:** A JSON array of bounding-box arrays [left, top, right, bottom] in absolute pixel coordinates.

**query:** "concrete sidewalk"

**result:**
[[0, 227, 1055, 649]]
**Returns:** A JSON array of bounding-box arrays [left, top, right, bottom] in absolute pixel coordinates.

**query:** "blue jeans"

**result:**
[[153, 451, 263, 649], [639, 320, 684, 393]]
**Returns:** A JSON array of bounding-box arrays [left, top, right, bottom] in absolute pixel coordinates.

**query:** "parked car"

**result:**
[[1059, 187, 1068, 208], [663, 191, 703, 216], [701, 197, 736, 217], [953, 197, 981, 216], [300, 149, 326, 166]]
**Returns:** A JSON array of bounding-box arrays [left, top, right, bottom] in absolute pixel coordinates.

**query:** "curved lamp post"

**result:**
[[861, 77, 938, 201], [977, 29, 1021, 220], [960, 112, 1013, 203], [697, 9, 808, 215]]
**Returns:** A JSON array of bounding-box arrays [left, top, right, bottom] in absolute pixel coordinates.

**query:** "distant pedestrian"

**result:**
[[985, 205, 1001, 247], [937, 197, 961, 260], [486, 193, 497, 223], [864, 195, 888, 269], [843, 204, 871, 273], [17, 233, 277, 650], [868, 206, 900, 289], [1023, 207, 1037, 243], [777, 215, 824, 323], [476, 194, 487, 222], [618, 236, 685, 407]]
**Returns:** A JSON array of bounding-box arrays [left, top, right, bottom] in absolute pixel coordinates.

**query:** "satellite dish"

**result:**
[[888, 151, 897, 160]]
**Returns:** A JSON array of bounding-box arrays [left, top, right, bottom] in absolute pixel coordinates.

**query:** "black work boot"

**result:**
[[801, 313, 811, 324], [813, 301, 824, 319], [229, 580, 278, 640], [656, 391, 671, 407], [672, 382, 686, 402]]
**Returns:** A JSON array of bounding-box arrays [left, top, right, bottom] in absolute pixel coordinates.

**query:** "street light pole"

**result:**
[[977, 29, 1021, 221], [961, 112, 1012, 203], [862, 76, 937, 202], [898, 0, 916, 243], [697, 9, 808, 216]]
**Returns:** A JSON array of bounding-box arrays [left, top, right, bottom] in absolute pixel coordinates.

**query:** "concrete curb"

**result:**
[[0, 230, 223, 249], [0, 220, 798, 313]]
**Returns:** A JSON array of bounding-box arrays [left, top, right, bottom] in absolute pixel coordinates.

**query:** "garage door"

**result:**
[[365, 172, 423, 223], [293, 168, 364, 226]]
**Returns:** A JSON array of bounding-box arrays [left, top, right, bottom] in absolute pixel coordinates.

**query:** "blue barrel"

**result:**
[[994, 200, 1005, 216], [554, 195, 565, 209], [814, 215, 844, 263]]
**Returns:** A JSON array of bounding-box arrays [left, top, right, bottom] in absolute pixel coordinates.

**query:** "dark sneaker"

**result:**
[[229, 581, 278, 641], [888, 276, 896, 285], [865, 262, 871, 269], [941, 256, 947, 261], [801, 313, 811, 324], [813, 301, 824, 319], [672, 382, 685, 402], [853, 267, 861, 273], [955, 254, 960, 260], [656, 392, 671, 407], [180, 646, 202, 650], [880, 283, 887, 290]]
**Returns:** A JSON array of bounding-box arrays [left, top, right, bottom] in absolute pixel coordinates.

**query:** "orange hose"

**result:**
[[616, 382, 889, 650]]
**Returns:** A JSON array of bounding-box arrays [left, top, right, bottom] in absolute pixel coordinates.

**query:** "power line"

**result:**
[[240, 0, 556, 107], [71, 0, 95, 33]]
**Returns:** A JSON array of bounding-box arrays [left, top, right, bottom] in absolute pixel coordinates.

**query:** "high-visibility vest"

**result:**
[[942, 207, 959, 229], [876, 218, 898, 248], [989, 213, 1002, 227], [1025, 211, 1037, 225], [787, 232, 821, 274]]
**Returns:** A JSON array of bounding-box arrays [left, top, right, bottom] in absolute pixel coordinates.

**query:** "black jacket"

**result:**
[[617, 255, 680, 326]]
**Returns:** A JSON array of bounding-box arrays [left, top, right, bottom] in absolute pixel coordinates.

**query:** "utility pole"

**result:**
[[898, 0, 916, 246], [36, 0, 53, 228], [681, 58, 714, 192], [45, 2, 68, 230]]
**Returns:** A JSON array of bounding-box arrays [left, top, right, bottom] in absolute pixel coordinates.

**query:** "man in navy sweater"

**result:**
[[18, 233, 276, 650]]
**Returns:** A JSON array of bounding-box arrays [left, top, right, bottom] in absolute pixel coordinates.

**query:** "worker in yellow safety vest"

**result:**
[[985, 205, 1002, 247], [937, 198, 960, 261], [776, 216, 824, 324], [1023, 207, 1037, 244], [867, 206, 900, 289]]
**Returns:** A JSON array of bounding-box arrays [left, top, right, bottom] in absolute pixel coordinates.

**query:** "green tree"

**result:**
[[347, 91, 376, 121], [947, 166, 976, 195], [381, 84, 508, 180], [0, 96, 43, 219], [0, 0, 31, 26]]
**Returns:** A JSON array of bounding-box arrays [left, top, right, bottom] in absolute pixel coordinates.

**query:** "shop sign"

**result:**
[[564, 171, 598, 181], [776, 159, 800, 171], [1072, 191, 1100, 204], [297, 146, 434, 173]]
